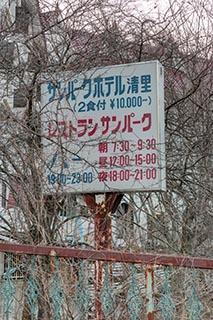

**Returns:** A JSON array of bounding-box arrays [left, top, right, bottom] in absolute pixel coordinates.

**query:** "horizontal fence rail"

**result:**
[[0, 242, 213, 320], [0, 243, 213, 269]]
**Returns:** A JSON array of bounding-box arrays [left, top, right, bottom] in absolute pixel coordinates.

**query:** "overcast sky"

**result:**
[[40, 0, 170, 16]]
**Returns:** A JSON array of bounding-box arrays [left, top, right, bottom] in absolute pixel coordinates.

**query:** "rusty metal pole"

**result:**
[[146, 264, 154, 320], [94, 194, 111, 320], [83, 193, 122, 320]]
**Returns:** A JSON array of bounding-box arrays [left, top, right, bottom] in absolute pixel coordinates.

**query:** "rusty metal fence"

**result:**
[[0, 242, 213, 320]]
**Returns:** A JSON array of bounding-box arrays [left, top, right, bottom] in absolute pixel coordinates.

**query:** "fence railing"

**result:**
[[0, 242, 213, 320]]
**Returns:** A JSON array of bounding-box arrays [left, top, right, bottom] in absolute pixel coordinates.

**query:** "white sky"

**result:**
[[40, 0, 169, 15], [1, 0, 211, 36]]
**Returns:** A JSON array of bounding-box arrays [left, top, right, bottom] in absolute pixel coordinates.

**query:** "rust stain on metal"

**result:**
[[147, 311, 155, 320], [146, 264, 154, 319]]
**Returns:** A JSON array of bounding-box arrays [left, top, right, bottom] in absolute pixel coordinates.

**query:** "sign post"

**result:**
[[83, 193, 123, 319]]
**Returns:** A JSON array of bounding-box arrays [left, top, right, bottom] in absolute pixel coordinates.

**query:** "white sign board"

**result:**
[[41, 61, 166, 194]]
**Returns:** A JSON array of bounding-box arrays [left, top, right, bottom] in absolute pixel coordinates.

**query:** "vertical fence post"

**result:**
[[146, 264, 154, 320]]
